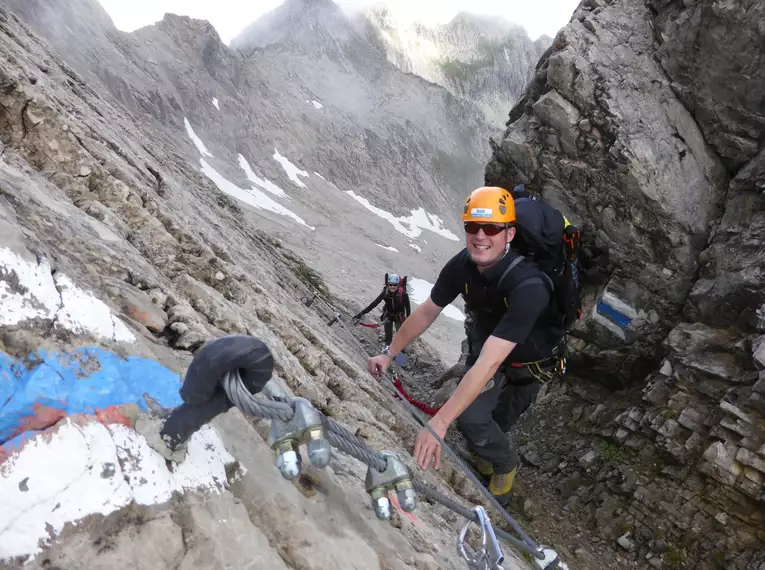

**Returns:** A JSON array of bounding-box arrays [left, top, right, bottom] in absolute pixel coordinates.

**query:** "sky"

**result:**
[[95, 0, 581, 44]]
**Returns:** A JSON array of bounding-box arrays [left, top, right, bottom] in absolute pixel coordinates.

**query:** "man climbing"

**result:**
[[366, 186, 569, 505], [353, 273, 411, 345]]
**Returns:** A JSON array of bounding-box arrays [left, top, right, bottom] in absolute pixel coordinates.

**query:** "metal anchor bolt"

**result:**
[[364, 451, 417, 520], [533, 547, 569, 570], [268, 397, 332, 480]]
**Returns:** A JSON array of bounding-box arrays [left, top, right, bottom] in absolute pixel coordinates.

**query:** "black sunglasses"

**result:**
[[464, 222, 507, 236]]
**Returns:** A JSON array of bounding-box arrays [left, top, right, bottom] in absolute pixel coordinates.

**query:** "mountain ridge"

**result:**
[[360, 3, 552, 125]]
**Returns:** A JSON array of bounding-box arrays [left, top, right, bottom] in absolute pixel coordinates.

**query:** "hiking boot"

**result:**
[[488, 466, 518, 505], [470, 451, 494, 480]]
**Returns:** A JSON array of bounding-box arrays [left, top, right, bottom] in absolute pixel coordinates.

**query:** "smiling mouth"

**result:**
[[473, 244, 490, 250]]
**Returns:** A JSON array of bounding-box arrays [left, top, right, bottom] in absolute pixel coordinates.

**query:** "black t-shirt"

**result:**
[[430, 249, 555, 365]]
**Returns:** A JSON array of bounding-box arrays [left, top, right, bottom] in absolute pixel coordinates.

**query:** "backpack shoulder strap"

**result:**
[[508, 274, 554, 296], [498, 256, 555, 306], [459, 249, 473, 295], [496, 255, 526, 289]]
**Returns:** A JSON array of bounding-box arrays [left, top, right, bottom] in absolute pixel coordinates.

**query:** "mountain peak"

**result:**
[[445, 11, 529, 39], [230, 0, 348, 52], [155, 12, 221, 40]]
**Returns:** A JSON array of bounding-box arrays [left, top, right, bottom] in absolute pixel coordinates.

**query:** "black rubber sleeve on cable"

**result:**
[[160, 335, 274, 449], [180, 334, 274, 405]]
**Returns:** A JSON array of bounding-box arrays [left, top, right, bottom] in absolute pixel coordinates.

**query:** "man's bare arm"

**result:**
[[431, 335, 516, 428]]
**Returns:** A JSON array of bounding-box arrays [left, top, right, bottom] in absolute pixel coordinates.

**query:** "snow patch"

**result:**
[[238, 154, 289, 199], [408, 277, 465, 322], [375, 243, 399, 252], [0, 247, 135, 343], [181, 119, 312, 229], [307, 99, 323, 109], [199, 159, 314, 230], [212, 97, 220, 110], [313, 172, 326, 180], [0, 420, 235, 562], [273, 149, 309, 188], [184, 118, 213, 157], [409, 243, 422, 253], [345, 191, 459, 241]]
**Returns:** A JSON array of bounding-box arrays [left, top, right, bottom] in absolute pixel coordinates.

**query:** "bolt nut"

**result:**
[[396, 487, 417, 513], [306, 437, 331, 468], [373, 496, 391, 520], [276, 449, 301, 480]]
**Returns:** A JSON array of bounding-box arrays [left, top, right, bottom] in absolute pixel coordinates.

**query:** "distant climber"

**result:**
[[366, 185, 581, 505], [353, 273, 412, 345]]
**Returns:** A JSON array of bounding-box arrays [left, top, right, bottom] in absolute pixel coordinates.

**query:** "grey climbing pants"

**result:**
[[456, 364, 548, 473], [383, 313, 403, 344]]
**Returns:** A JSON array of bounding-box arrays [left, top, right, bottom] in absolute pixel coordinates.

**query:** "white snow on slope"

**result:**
[[309, 100, 323, 109], [409, 243, 422, 253], [345, 191, 459, 241], [273, 149, 309, 188], [408, 277, 465, 322], [200, 159, 315, 230], [212, 97, 220, 110], [0, 420, 235, 562], [375, 243, 399, 252], [238, 154, 289, 199], [182, 119, 313, 229], [0, 247, 135, 343], [184, 118, 213, 157]]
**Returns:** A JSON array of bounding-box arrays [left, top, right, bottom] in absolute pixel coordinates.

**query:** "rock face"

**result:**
[[0, 5, 531, 569], [364, 6, 551, 126], [5, 0, 498, 362], [485, 0, 765, 567], [4, 0, 765, 567], [487, 0, 762, 385]]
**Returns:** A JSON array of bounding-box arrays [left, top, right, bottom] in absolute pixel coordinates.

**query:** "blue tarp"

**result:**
[[0, 346, 183, 445]]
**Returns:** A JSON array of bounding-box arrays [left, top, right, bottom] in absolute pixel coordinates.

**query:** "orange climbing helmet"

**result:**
[[462, 186, 516, 224]]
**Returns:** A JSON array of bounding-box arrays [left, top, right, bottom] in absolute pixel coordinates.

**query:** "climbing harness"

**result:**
[[278, 282, 569, 569], [458, 506, 504, 570]]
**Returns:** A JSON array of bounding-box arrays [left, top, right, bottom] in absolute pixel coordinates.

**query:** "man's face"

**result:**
[[464, 222, 515, 265], [387, 283, 398, 293]]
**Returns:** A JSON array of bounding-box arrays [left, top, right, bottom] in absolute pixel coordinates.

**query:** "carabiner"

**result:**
[[457, 506, 504, 569]]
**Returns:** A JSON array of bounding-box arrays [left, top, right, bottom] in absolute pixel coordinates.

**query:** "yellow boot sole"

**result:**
[[489, 466, 518, 504]]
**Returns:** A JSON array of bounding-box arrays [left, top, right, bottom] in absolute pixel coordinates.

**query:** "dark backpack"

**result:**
[[505, 185, 583, 334]]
